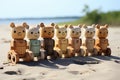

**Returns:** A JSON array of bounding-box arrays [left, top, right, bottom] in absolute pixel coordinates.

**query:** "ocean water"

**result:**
[[0, 18, 79, 25]]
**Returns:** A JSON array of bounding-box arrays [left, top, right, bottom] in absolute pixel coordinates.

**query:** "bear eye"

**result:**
[[14, 30, 16, 33], [72, 31, 74, 33], [52, 30, 54, 33], [65, 31, 67, 33], [59, 31, 61, 33], [106, 32, 108, 34], [44, 30, 46, 33], [31, 32, 33, 34], [38, 31, 39, 33], [23, 30, 25, 33], [87, 31, 89, 33], [79, 31, 81, 33], [100, 32, 102, 34]]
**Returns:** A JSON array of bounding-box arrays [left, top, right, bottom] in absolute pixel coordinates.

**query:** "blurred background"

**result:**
[[0, 0, 120, 26]]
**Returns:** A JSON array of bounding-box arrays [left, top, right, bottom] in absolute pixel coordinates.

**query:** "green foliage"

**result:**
[[100, 11, 120, 25], [82, 4, 89, 15], [83, 9, 101, 24], [59, 5, 120, 26]]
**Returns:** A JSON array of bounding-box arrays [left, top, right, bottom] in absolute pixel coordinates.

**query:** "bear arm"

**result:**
[[97, 43, 100, 47], [56, 44, 59, 47], [95, 39, 100, 46], [55, 39, 59, 47], [94, 39, 95, 45], [25, 40, 28, 49], [27, 41, 30, 49], [10, 40, 15, 50], [52, 39, 55, 47], [68, 44, 72, 46], [41, 40, 44, 48], [68, 39, 72, 46], [66, 39, 68, 46], [82, 39, 86, 46], [56, 39, 61, 47], [107, 39, 109, 46], [80, 39, 82, 46]]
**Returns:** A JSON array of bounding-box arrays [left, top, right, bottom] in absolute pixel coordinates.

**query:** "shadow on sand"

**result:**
[[18, 55, 120, 69]]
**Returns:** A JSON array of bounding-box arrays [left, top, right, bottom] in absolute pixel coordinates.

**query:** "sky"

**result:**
[[0, 0, 120, 18]]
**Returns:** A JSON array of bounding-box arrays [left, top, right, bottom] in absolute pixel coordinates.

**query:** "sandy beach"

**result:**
[[0, 24, 120, 80]]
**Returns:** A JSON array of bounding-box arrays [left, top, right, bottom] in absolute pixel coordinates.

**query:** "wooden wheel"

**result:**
[[8, 52, 12, 62], [11, 54, 19, 64], [106, 48, 111, 56]]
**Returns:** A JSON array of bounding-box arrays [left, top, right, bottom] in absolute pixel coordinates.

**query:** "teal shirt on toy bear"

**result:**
[[29, 40, 41, 57]]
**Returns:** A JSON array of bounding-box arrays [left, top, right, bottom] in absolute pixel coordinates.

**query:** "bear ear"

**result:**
[[23, 22, 29, 29], [82, 24, 87, 28], [104, 24, 108, 28], [64, 24, 68, 28], [95, 24, 100, 29], [78, 24, 82, 28], [51, 23, 55, 27], [55, 25, 59, 29], [10, 22, 15, 28], [40, 23, 45, 28], [37, 25, 40, 29], [92, 24, 95, 27], [69, 24, 73, 29]]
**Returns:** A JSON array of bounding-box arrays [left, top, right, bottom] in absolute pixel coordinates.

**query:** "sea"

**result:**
[[0, 17, 80, 25]]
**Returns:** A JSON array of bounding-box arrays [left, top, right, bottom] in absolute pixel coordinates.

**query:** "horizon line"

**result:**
[[0, 16, 81, 20]]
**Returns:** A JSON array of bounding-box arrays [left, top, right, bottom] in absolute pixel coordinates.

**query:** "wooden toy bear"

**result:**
[[81, 24, 97, 56], [67, 24, 84, 57], [40, 23, 58, 59], [8, 22, 33, 64], [27, 25, 45, 60], [54, 25, 71, 58], [95, 24, 111, 56]]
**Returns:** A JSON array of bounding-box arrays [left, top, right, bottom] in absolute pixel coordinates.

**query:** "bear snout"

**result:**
[[17, 32, 22, 36], [48, 32, 51, 35], [62, 32, 65, 35], [76, 32, 79, 35], [34, 34, 38, 37], [90, 32, 92, 34]]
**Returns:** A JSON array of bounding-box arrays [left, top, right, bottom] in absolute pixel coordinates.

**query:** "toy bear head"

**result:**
[[96, 24, 108, 38], [10, 22, 29, 39], [40, 23, 55, 38], [82, 24, 95, 38], [27, 25, 40, 40], [68, 24, 82, 38], [55, 25, 68, 39]]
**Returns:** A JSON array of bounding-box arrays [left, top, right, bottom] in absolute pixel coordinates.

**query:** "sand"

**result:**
[[0, 24, 120, 80]]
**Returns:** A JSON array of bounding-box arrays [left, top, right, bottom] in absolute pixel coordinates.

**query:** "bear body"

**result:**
[[95, 39, 108, 50], [81, 24, 97, 56], [67, 25, 83, 57], [56, 39, 68, 52], [11, 40, 27, 56], [69, 38, 81, 51], [27, 25, 45, 60], [43, 38, 54, 54], [8, 23, 33, 64], [40, 23, 58, 59], [86, 38, 95, 51], [95, 24, 111, 56], [54, 25, 71, 58], [29, 40, 40, 57]]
